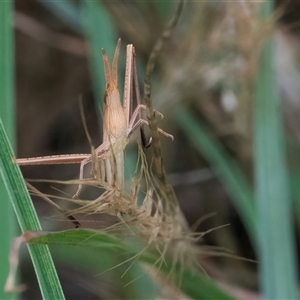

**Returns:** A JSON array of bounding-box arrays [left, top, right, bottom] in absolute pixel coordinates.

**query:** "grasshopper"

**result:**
[[15, 39, 173, 197]]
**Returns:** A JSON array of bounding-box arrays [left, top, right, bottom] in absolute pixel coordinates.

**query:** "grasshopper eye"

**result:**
[[145, 137, 152, 149]]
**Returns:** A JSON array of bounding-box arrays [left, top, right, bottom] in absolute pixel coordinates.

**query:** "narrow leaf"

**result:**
[[29, 228, 233, 300], [0, 120, 65, 300], [254, 2, 299, 298], [175, 106, 257, 245]]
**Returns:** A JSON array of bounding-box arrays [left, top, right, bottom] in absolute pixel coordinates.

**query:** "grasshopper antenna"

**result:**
[[74, 95, 103, 197], [78, 94, 94, 149]]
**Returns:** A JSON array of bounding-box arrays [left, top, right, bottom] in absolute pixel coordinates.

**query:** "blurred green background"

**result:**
[[1, 0, 300, 299]]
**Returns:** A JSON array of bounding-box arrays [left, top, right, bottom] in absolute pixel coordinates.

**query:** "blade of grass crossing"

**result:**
[[0, 120, 65, 299], [174, 106, 257, 245], [254, 2, 299, 298], [28, 229, 233, 300]]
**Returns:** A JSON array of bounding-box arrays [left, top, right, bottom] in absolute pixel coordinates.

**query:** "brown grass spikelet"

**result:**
[[50, 142, 202, 281]]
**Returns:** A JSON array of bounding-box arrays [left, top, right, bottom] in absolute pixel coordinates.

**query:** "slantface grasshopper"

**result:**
[[15, 39, 173, 198]]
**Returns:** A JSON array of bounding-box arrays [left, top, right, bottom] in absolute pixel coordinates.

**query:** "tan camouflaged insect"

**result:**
[[15, 39, 173, 197]]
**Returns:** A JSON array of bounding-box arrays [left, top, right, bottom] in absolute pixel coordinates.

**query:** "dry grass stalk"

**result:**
[[12, 0, 198, 284], [31, 0, 201, 281]]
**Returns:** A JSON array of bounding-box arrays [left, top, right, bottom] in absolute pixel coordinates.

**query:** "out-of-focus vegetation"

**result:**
[[1, 0, 300, 299]]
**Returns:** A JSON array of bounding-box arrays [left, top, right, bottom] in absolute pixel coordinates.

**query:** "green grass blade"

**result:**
[[0, 2, 16, 299], [50, 244, 160, 299], [29, 229, 233, 299], [0, 120, 65, 300], [0, 2, 14, 142], [254, 2, 299, 298], [174, 106, 257, 245]]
